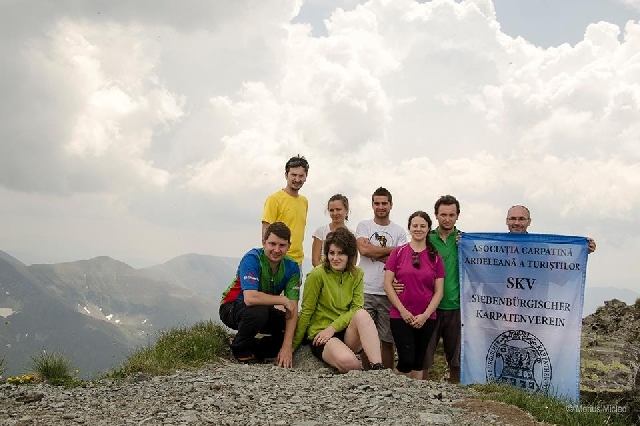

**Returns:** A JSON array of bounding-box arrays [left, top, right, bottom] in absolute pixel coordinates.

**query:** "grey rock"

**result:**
[[180, 410, 199, 423], [15, 393, 44, 404], [292, 344, 331, 371], [420, 412, 453, 424]]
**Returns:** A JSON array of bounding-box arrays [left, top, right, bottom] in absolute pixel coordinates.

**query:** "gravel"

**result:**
[[0, 360, 517, 425]]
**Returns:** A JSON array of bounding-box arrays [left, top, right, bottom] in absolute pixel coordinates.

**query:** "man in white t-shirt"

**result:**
[[356, 187, 407, 369]]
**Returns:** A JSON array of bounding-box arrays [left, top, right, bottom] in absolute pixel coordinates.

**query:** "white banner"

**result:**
[[459, 233, 589, 403]]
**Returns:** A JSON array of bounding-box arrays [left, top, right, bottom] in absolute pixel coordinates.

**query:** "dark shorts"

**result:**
[[309, 330, 346, 361], [425, 308, 461, 369]]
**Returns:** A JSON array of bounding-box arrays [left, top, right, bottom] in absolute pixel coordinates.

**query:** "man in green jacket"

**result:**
[[423, 195, 462, 383]]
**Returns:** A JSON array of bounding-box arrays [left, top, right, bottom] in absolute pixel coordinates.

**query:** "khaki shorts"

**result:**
[[364, 293, 393, 343]]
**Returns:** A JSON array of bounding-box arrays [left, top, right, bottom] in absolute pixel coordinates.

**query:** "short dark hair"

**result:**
[[434, 195, 460, 215], [263, 222, 291, 242], [323, 227, 358, 274], [372, 187, 392, 203], [327, 193, 349, 221], [285, 155, 309, 175]]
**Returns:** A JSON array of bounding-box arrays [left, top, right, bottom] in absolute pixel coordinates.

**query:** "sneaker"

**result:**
[[369, 363, 385, 370]]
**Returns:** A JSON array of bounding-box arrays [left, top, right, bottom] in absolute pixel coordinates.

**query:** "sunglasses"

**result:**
[[412, 252, 420, 269]]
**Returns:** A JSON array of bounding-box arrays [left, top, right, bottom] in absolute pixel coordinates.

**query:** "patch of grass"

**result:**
[[30, 351, 72, 382], [585, 372, 599, 382], [110, 321, 231, 377], [582, 359, 630, 373], [48, 376, 86, 388], [0, 355, 6, 377], [471, 382, 633, 426]]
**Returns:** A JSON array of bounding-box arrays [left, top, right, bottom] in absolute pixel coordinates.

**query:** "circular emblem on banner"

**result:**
[[485, 329, 552, 392]]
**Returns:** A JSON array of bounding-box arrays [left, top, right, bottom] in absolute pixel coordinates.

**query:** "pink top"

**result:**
[[385, 243, 445, 319]]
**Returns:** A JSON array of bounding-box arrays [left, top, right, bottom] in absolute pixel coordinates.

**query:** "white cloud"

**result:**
[[0, 0, 638, 292], [618, 0, 640, 11]]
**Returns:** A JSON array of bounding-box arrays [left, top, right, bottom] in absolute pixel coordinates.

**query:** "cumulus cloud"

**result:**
[[0, 0, 638, 291], [0, 0, 303, 195], [0, 18, 182, 194], [618, 0, 640, 11]]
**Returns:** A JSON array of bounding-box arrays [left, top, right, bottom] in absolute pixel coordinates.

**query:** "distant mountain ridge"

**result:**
[[0, 254, 134, 379], [0, 249, 635, 378], [583, 286, 639, 316], [0, 251, 239, 378], [142, 253, 239, 301]]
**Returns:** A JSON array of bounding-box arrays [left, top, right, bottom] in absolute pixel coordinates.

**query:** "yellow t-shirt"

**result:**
[[262, 189, 308, 263]]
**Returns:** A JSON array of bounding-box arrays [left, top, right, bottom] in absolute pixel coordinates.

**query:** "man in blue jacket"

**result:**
[[220, 222, 300, 367]]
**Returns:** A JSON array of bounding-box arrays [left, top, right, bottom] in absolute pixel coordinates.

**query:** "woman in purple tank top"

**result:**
[[383, 211, 444, 380]]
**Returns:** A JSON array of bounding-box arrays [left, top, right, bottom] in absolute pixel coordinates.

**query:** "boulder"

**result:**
[[292, 344, 335, 372], [224, 334, 334, 372], [581, 298, 640, 420]]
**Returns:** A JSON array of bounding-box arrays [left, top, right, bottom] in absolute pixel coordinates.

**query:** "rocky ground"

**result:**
[[0, 360, 549, 426], [1, 298, 637, 426]]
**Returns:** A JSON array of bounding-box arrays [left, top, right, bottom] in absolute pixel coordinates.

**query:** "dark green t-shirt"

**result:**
[[429, 228, 460, 310]]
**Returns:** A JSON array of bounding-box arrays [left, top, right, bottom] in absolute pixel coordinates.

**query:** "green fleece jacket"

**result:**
[[292, 265, 364, 349]]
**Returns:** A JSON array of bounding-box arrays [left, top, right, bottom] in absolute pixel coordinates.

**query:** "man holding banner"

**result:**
[[460, 205, 596, 403], [506, 205, 596, 252]]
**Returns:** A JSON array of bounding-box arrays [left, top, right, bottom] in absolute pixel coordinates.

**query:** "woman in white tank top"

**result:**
[[311, 194, 351, 267]]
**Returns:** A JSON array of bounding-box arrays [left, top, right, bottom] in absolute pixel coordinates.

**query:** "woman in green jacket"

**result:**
[[293, 227, 384, 372]]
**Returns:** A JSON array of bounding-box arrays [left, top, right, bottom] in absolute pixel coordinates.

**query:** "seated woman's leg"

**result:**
[[322, 338, 361, 373], [344, 309, 382, 365]]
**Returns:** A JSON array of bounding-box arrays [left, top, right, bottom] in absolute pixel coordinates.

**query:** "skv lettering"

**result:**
[[506, 277, 537, 290]]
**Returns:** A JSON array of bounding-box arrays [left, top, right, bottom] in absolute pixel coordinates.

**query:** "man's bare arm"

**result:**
[[244, 289, 294, 309], [356, 238, 394, 259], [277, 306, 298, 368], [261, 221, 270, 241]]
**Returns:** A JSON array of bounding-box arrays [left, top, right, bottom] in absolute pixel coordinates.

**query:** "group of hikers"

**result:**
[[219, 156, 596, 382]]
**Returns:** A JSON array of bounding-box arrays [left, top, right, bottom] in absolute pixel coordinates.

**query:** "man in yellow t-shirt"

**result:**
[[262, 156, 309, 264]]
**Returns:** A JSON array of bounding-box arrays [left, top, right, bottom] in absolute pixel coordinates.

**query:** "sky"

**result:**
[[0, 0, 639, 294]]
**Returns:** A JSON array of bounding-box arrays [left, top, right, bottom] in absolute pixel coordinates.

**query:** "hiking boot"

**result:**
[[235, 354, 259, 364], [369, 363, 385, 370]]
